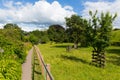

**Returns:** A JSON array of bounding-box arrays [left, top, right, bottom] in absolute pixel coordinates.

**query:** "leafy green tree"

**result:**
[[48, 25, 65, 43], [30, 30, 49, 44], [4, 23, 21, 30], [31, 30, 42, 38], [87, 11, 117, 53], [86, 11, 117, 67], [65, 15, 88, 48], [3, 23, 24, 41], [0, 23, 27, 63], [29, 34, 39, 45]]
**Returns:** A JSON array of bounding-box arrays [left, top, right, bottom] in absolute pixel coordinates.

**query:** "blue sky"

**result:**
[[0, 0, 86, 14], [0, 0, 114, 14], [0, 0, 119, 31]]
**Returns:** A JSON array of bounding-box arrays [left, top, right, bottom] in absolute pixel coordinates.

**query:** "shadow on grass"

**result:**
[[61, 55, 88, 64], [53, 45, 82, 49], [34, 70, 41, 75], [34, 62, 39, 65], [106, 48, 120, 66], [106, 49, 120, 54], [53, 45, 70, 48]]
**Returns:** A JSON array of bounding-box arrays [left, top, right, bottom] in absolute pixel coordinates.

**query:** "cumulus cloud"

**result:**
[[82, 0, 120, 28], [0, 0, 75, 31]]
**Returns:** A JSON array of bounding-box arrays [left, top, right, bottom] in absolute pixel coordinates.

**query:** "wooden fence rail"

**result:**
[[34, 45, 54, 80]]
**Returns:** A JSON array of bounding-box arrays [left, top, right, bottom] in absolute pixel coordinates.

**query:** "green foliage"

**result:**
[[0, 34, 26, 63], [40, 35, 49, 43], [29, 34, 39, 45], [30, 30, 49, 44], [48, 25, 65, 43], [14, 43, 26, 63], [4, 23, 21, 30], [87, 11, 117, 52], [0, 24, 24, 42], [0, 60, 21, 80], [0, 23, 29, 80], [65, 15, 88, 47]]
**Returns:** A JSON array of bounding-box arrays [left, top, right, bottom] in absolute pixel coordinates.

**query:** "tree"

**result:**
[[65, 15, 88, 48], [0, 24, 27, 63], [29, 34, 39, 45], [48, 24, 65, 43], [30, 30, 49, 44], [4, 23, 21, 30], [87, 11, 117, 67], [3, 23, 24, 41]]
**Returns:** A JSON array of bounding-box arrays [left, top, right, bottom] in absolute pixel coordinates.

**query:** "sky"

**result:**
[[0, 0, 119, 31]]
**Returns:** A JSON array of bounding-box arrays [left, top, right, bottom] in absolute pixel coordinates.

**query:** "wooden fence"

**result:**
[[34, 45, 54, 80]]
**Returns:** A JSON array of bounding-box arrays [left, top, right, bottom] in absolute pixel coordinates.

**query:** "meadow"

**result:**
[[38, 43, 120, 80]]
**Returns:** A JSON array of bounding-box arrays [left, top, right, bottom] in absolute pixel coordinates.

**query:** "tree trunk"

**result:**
[[74, 42, 78, 49], [92, 51, 105, 68]]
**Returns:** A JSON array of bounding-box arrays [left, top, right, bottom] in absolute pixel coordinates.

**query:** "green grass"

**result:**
[[32, 50, 44, 80], [111, 30, 120, 42], [38, 43, 120, 80]]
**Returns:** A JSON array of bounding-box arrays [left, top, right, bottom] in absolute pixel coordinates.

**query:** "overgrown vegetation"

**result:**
[[0, 23, 32, 80]]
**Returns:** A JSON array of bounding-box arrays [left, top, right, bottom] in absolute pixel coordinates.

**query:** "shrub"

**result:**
[[0, 60, 21, 80]]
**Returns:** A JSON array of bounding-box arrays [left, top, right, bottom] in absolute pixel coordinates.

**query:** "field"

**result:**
[[38, 43, 120, 80]]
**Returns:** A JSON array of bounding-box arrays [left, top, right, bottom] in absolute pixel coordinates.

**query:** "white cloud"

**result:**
[[18, 23, 48, 32], [64, 5, 73, 11], [0, 23, 4, 29], [15, 2, 22, 5], [0, 0, 75, 31], [82, 0, 120, 28]]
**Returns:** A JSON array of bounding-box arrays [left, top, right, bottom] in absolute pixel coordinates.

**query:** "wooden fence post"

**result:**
[[46, 64, 50, 80], [34, 46, 54, 80]]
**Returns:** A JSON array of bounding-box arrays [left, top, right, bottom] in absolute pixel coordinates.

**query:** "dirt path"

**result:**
[[22, 48, 33, 80]]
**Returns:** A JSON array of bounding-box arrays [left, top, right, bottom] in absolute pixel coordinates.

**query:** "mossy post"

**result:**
[[46, 64, 51, 80]]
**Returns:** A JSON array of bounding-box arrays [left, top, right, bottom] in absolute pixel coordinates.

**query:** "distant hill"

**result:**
[[111, 29, 120, 42]]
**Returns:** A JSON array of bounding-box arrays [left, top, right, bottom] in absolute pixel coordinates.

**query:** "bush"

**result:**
[[40, 36, 49, 44], [0, 60, 21, 80], [14, 44, 26, 63], [0, 73, 4, 79]]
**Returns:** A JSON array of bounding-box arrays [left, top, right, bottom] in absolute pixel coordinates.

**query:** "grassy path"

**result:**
[[22, 48, 33, 80]]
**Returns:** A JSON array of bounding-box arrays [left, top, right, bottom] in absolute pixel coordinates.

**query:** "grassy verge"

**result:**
[[32, 49, 44, 80], [38, 43, 120, 80]]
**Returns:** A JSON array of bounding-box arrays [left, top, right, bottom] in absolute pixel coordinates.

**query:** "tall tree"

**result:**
[[65, 15, 88, 48], [4, 23, 21, 30], [48, 24, 65, 43], [29, 34, 39, 45], [87, 11, 117, 67], [3, 23, 24, 41]]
